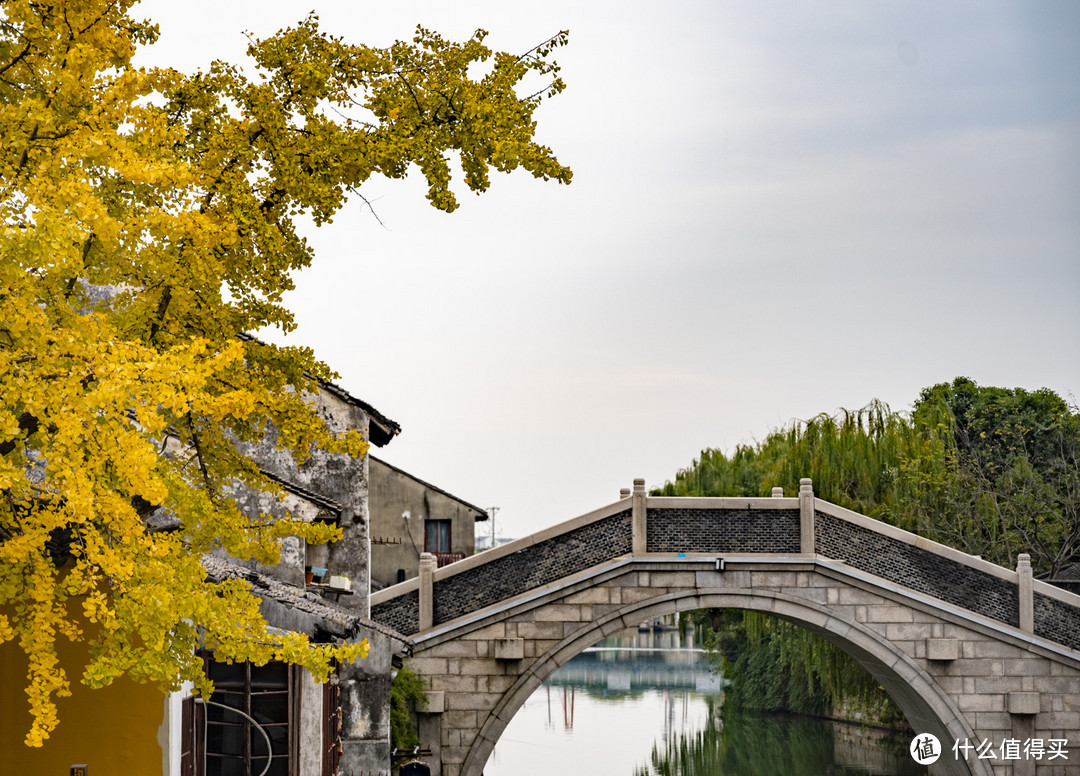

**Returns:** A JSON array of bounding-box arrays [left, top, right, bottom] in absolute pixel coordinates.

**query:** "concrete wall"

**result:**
[[369, 456, 485, 588]]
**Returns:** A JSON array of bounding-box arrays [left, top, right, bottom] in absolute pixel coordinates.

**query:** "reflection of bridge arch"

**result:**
[[372, 482, 1080, 776]]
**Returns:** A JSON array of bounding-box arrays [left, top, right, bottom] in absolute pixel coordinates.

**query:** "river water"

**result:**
[[483, 627, 925, 776]]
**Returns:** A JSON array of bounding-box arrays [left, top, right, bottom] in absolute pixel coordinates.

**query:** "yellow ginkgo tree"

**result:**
[[0, 0, 571, 746]]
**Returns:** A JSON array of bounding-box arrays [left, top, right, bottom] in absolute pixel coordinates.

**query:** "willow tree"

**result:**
[[659, 388, 1080, 575], [663, 383, 1080, 720], [0, 0, 571, 746]]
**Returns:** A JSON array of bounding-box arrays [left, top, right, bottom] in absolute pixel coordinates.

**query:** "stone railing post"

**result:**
[[1017, 553, 1033, 634], [631, 478, 647, 555], [419, 552, 437, 631], [771, 486, 784, 498], [620, 488, 631, 500], [799, 478, 815, 554]]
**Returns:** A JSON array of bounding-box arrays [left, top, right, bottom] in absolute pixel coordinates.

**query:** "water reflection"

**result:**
[[484, 626, 923, 776], [635, 707, 923, 776], [550, 627, 724, 696]]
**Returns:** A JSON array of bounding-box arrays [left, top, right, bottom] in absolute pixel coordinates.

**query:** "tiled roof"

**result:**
[[1052, 563, 1080, 581], [319, 381, 402, 447], [259, 469, 344, 517], [201, 555, 411, 649]]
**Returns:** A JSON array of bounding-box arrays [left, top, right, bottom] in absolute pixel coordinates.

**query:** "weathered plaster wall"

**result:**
[[226, 485, 327, 587], [299, 670, 323, 776], [228, 386, 403, 774], [236, 388, 372, 616], [340, 631, 396, 775], [369, 456, 485, 588]]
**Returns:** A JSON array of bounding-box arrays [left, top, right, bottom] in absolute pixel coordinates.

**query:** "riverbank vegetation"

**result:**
[[633, 698, 921, 776], [662, 377, 1080, 723], [390, 662, 429, 749]]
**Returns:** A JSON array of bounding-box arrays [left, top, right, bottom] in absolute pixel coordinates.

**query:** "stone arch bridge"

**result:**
[[371, 481, 1080, 776]]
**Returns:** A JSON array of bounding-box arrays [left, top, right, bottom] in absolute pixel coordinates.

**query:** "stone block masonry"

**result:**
[[370, 486, 1080, 776]]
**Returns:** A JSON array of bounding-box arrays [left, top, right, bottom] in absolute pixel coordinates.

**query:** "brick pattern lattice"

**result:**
[[372, 511, 632, 636], [371, 589, 419, 636], [815, 512, 1019, 627], [1034, 592, 1080, 651], [647, 507, 799, 554], [373, 507, 1080, 647]]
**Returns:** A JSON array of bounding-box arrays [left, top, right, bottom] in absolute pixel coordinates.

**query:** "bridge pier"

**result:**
[[631, 478, 647, 555], [800, 477, 815, 554]]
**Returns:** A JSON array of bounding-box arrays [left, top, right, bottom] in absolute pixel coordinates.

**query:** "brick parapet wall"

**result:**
[[371, 589, 419, 636], [372, 511, 631, 636], [372, 498, 1080, 657], [1033, 593, 1080, 651], [815, 511, 1021, 628], [647, 507, 799, 553]]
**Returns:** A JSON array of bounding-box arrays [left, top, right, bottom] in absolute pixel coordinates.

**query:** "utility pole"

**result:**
[[488, 506, 500, 550]]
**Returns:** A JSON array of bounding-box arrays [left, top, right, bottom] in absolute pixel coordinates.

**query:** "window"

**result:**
[[197, 659, 298, 776], [184, 656, 344, 776], [424, 519, 451, 554]]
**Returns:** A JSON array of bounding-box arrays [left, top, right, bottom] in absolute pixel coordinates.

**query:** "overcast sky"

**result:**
[[134, 0, 1080, 540]]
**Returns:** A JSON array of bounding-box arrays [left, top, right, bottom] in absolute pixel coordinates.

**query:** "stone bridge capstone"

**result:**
[[371, 480, 1080, 776]]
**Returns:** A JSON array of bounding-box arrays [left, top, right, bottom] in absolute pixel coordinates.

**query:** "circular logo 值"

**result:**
[[910, 733, 942, 764]]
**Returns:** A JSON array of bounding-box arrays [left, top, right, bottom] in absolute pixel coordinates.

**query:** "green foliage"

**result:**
[[682, 608, 904, 725], [899, 378, 1080, 575], [655, 400, 912, 520], [390, 662, 428, 751], [661, 379, 1080, 725], [658, 382, 1080, 575]]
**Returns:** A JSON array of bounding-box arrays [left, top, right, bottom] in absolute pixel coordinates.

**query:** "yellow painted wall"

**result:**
[[0, 611, 168, 776]]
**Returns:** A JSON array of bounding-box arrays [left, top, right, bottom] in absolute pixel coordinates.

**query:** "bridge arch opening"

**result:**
[[464, 587, 988, 776]]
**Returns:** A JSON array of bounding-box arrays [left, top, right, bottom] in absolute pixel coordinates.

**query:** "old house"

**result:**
[[368, 456, 488, 589], [0, 380, 412, 776]]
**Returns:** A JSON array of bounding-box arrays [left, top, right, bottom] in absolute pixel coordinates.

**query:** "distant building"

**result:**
[[368, 456, 488, 588], [474, 534, 516, 552], [1048, 564, 1080, 595]]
